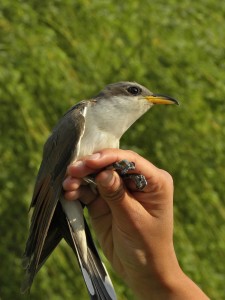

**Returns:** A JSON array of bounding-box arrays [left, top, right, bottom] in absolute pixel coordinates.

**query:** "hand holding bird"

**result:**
[[64, 148, 210, 300]]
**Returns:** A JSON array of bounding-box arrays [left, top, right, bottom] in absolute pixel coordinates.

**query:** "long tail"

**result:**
[[21, 203, 117, 300]]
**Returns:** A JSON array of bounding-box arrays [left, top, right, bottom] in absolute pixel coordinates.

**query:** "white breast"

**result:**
[[77, 105, 120, 159], [61, 95, 149, 262], [61, 103, 119, 263]]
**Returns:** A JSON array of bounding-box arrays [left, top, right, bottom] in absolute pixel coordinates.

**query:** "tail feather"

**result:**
[[87, 247, 116, 300], [21, 203, 117, 299], [21, 211, 62, 293], [60, 206, 117, 300]]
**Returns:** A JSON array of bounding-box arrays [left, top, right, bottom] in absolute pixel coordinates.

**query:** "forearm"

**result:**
[[126, 252, 209, 300], [166, 272, 210, 300]]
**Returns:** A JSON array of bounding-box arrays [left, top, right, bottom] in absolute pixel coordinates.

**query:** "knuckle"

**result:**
[[105, 185, 125, 202], [62, 176, 69, 187], [102, 175, 126, 203], [159, 169, 174, 187], [146, 169, 173, 193], [125, 149, 137, 156], [125, 149, 140, 161]]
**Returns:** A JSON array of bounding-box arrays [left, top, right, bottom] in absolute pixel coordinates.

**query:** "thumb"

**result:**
[[95, 169, 132, 215], [95, 169, 148, 235]]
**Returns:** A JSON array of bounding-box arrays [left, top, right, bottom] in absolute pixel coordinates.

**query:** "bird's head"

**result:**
[[91, 81, 179, 140], [95, 81, 179, 108]]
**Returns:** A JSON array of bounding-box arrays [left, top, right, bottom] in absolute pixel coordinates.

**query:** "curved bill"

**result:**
[[145, 94, 179, 105]]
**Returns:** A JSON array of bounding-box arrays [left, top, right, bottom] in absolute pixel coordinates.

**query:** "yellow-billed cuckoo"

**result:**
[[22, 82, 178, 299]]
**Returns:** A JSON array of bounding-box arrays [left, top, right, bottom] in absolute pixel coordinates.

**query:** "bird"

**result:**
[[21, 81, 178, 299]]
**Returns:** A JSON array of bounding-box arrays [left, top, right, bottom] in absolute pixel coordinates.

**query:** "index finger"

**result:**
[[67, 148, 161, 186]]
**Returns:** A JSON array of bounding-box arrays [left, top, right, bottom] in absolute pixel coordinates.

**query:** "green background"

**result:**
[[1, 0, 225, 299]]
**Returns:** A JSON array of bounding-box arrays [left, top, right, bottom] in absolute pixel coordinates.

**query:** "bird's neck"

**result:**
[[92, 96, 149, 137], [78, 97, 149, 157]]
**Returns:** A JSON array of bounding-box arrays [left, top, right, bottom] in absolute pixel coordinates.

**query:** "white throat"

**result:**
[[78, 96, 151, 157]]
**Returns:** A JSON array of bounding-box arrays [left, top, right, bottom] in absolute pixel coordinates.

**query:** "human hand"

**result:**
[[63, 149, 176, 294], [63, 149, 209, 300]]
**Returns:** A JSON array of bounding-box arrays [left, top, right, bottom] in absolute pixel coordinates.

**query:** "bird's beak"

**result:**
[[145, 94, 179, 105]]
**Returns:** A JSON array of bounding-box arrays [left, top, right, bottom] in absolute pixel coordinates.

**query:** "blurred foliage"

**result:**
[[0, 0, 225, 299]]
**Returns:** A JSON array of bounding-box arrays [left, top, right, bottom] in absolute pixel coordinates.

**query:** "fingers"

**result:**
[[63, 148, 174, 223], [95, 170, 125, 204], [94, 169, 141, 220], [67, 149, 161, 188], [63, 177, 97, 205], [64, 148, 174, 200], [65, 148, 173, 199], [63, 176, 82, 201], [63, 177, 82, 191]]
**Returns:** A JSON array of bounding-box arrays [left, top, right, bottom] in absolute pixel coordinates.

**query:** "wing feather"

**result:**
[[22, 100, 117, 299], [22, 101, 87, 292]]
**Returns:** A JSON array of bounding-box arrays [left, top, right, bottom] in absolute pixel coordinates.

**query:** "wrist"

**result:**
[[125, 248, 209, 300], [125, 244, 181, 299]]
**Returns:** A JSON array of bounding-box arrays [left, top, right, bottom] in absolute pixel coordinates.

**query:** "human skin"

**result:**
[[63, 148, 209, 300]]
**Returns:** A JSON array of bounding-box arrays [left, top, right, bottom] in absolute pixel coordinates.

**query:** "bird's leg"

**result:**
[[113, 160, 135, 175], [83, 160, 135, 185], [83, 176, 98, 194], [112, 160, 147, 190], [83, 160, 147, 191], [121, 173, 147, 190]]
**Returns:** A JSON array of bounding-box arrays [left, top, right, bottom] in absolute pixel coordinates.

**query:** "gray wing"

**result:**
[[22, 101, 117, 300], [21, 101, 87, 290]]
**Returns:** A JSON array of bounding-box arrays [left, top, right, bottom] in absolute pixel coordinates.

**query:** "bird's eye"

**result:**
[[127, 86, 141, 95]]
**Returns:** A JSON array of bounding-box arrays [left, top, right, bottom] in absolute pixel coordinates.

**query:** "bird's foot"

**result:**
[[84, 160, 147, 191], [122, 173, 147, 190], [113, 160, 147, 190], [113, 159, 135, 175]]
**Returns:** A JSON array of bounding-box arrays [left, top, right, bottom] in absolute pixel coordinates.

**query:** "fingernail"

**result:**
[[72, 160, 84, 167], [86, 152, 101, 160]]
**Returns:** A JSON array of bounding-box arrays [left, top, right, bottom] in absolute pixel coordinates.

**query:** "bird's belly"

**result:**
[[76, 131, 119, 160], [61, 132, 119, 262]]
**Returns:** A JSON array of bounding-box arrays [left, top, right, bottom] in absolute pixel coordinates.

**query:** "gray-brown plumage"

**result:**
[[22, 82, 178, 299]]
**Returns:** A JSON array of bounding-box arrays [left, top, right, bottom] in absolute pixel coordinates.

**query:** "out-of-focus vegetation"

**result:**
[[1, 0, 225, 299]]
